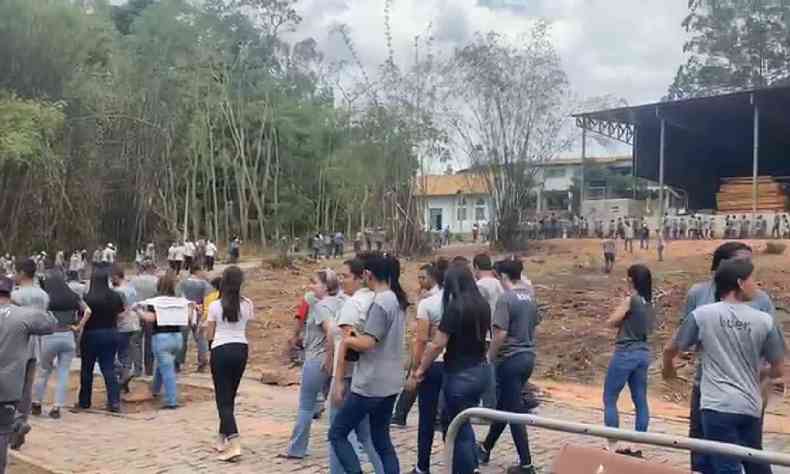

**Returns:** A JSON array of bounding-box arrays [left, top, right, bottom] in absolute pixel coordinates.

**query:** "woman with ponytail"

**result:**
[[329, 254, 408, 474], [602, 264, 655, 457], [206, 266, 253, 462]]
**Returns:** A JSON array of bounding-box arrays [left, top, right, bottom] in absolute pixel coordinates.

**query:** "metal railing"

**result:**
[[444, 408, 790, 473]]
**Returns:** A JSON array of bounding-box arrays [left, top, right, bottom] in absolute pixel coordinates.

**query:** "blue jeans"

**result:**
[[603, 349, 650, 432], [79, 329, 121, 409], [443, 362, 491, 474], [329, 378, 384, 474], [483, 352, 535, 466], [480, 360, 497, 409], [329, 392, 399, 474], [33, 332, 76, 408], [417, 361, 444, 472], [287, 358, 330, 457], [702, 409, 767, 474], [151, 332, 183, 407]]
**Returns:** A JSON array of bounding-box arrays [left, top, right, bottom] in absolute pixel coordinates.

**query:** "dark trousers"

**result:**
[[79, 329, 120, 409], [417, 361, 444, 472], [443, 363, 491, 474], [1, 404, 14, 474], [184, 256, 193, 272], [144, 323, 154, 376], [483, 353, 534, 466], [206, 256, 215, 271], [329, 392, 399, 474], [689, 385, 771, 474], [392, 386, 417, 425], [211, 343, 248, 438], [702, 409, 768, 474]]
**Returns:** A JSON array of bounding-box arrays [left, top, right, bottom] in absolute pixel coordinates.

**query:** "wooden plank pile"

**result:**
[[716, 176, 787, 213]]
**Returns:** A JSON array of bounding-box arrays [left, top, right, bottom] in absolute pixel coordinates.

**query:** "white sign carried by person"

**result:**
[[135, 296, 192, 326]]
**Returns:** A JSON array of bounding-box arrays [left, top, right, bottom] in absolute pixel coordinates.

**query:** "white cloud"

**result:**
[[286, 0, 691, 158]]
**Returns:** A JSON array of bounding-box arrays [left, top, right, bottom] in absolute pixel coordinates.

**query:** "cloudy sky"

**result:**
[[285, 0, 691, 160], [289, 0, 691, 106]]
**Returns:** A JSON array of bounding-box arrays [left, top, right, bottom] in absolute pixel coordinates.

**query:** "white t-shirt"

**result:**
[[205, 243, 217, 257], [208, 298, 254, 349], [416, 289, 444, 361], [174, 245, 185, 262], [184, 242, 195, 258], [102, 247, 116, 263]]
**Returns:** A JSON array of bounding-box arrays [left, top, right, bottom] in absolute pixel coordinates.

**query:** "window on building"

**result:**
[[457, 207, 467, 222], [544, 167, 566, 179], [475, 206, 486, 221]]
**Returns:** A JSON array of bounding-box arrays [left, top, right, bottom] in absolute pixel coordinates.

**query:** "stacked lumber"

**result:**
[[716, 176, 787, 213]]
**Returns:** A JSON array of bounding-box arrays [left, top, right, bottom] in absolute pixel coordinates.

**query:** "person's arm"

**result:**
[[413, 330, 449, 383], [487, 327, 507, 363], [413, 319, 431, 370], [24, 308, 58, 336], [321, 319, 335, 374], [663, 313, 700, 380], [605, 296, 631, 328], [763, 324, 786, 379]]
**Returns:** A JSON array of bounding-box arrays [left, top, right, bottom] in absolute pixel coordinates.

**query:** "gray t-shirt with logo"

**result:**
[[352, 290, 405, 398], [492, 286, 541, 361], [675, 302, 785, 417], [680, 280, 776, 385]]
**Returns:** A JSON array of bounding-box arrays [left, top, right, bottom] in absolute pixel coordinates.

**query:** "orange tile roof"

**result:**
[[415, 174, 490, 197]]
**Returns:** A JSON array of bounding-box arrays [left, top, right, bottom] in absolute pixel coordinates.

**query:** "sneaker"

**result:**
[[476, 443, 490, 465], [9, 422, 31, 450], [31, 403, 42, 416], [106, 405, 121, 414], [390, 417, 407, 428], [407, 468, 430, 474], [49, 407, 61, 419], [506, 465, 537, 474]]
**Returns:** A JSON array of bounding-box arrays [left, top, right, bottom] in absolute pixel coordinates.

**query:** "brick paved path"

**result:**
[[9, 373, 790, 473]]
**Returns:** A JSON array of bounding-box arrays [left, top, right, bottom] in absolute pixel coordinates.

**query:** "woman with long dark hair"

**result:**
[[329, 254, 408, 474], [207, 266, 253, 462], [411, 263, 491, 474], [602, 263, 655, 456], [32, 270, 85, 419], [75, 264, 124, 412]]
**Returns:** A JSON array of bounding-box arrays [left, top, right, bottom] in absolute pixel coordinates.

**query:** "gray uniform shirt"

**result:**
[[178, 277, 212, 305], [11, 286, 51, 359], [615, 294, 654, 351], [675, 302, 785, 417], [493, 286, 541, 361], [130, 274, 158, 302], [680, 280, 776, 385], [303, 293, 344, 362], [0, 304, 56, 402], [351, 290, 406, 398]]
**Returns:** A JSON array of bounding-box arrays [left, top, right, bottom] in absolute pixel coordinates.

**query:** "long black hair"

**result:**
[[711, 242, 751, 272], [221, 266, 244, 322], [44, 270, 80, 312], [85, 264, 115, 306], [365, 254, 409, 310], [442, 264, 490, 343], [627, 264, 653, 303], [714, 259, 754, 302]]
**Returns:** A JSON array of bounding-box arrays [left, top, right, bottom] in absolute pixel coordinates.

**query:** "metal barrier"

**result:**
[[444, 407, 790, 473]]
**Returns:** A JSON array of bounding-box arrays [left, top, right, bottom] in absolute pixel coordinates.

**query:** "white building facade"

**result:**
[[415, 175, 493, 235]]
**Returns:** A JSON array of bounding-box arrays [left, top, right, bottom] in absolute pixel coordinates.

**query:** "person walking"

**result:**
[[602, 265, 654, 457], [329, 255, 408, 474], [111, 265, 139, 392], [173, 241, 185, 275], [74, 264, 124, 413], [32, 271, 83, 420], [411, 263, 492, 474], [283, 270, 344, 459], [205, 240, 217, 272], [663, 241, 777, 474], [177, 266, 212, 373], [329, 257, 385, 474], [402, 259, 448, 474], [474, 254, 503, 410], [206, 266, 253, 462], [130, 260, 159, 377], [134, 270, 191, 409], [183, 240, 195, 273], [0, 276, 56, 473], [623, 220, 635, 253], [9, 258, 50, 450], [477, 259, 541, 474], [664, 259, 785, 474], [602, 238, 616, 274]]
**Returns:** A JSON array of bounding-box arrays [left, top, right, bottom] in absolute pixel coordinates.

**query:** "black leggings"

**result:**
[[211, 343, 248, 438]]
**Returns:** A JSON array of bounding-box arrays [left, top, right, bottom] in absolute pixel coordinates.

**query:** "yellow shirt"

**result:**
[[203, 290, 220, 323]]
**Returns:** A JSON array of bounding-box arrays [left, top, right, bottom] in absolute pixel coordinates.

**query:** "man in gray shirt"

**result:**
[[130, 261, 158, 376], [664, 243, 784, 474], [0, 275, 56, 470], [177, 266, 213, 372]]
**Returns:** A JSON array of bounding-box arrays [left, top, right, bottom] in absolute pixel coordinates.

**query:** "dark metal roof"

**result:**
[[574, 85, 790, 209]]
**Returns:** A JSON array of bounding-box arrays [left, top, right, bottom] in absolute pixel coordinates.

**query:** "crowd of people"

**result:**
[[0, 234, 787, 474], [0, 250, 252, 471]]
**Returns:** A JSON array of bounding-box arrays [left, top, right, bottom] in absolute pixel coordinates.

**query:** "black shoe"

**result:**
[[49, 407, 61, 419], [9, 422, 31, 450], [161, 404, 179, 410], [31, 403, 42, 416], [390, 417, 406, 427], [106, 405, 121, 414], [476, 443, 490, 465], [506, 465, 536, 474]]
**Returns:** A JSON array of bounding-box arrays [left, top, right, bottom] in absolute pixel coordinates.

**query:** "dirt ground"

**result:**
[[214, 238, 790, 431]]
